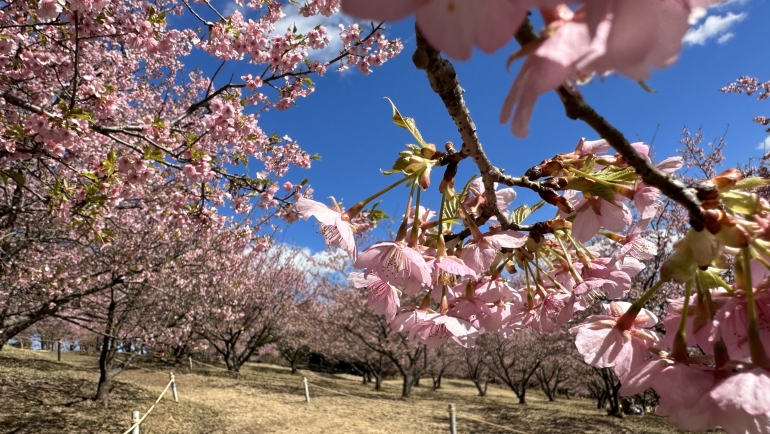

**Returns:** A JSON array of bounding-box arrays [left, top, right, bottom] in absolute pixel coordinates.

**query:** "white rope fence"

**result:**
[[114, 355, 532, 434], [300, 376, 531, 434], [120, 372, 178, 434]]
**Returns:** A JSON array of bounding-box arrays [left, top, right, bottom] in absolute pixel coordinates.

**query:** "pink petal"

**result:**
[[296, 197, 340, 226], [572, 207, 601, 243]]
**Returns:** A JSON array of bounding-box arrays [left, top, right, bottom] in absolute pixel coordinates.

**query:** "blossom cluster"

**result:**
[[297, 101, 770, 432]]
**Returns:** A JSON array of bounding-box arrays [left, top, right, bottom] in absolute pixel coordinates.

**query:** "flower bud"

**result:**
[[541, 160, 563, 177], [419, 169, 431, 189], [713, 168, 743, 192], [547, 221, 569, 234], [420, 143, 436, 158], [704, 209, 722, 235]]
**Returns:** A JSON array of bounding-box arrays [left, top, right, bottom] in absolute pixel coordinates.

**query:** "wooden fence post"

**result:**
[[303, 376, 310, 403], [57, 341, 61, 361], [188, 355, 193, 374], [448, 403, 457, 434], [131, 410, 140, 434], [170, 372, 179, 403]]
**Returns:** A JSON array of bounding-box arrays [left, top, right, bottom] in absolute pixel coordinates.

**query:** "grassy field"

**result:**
[[0, 347, 706, 434]]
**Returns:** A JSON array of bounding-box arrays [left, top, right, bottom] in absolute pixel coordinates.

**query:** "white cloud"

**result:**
[[221, 1, 241, 17], [688, 7, 708, 25], [684, 12, 747, 45], [275, 5, 353, 61], [758, 135, 770, 151], [717, 32, 735, 44], [719, 0, 751, 7]]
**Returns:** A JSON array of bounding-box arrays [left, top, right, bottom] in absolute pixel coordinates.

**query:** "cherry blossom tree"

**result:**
[[330, 285, 428, 398], [192, 244, 322, 373]]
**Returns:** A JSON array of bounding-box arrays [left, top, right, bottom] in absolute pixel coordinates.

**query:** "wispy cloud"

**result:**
[[758, 135, 770, 151], [684, 12, 746, 45], [716, 32, 735, 44], [719, 0, 751, 7]]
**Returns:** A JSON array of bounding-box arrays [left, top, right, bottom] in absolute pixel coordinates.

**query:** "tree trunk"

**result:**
[[432, 373, 442, 390], [402, 372, 413, 398], [374, 373, 382, 391], [94, 369, 113, 405], [474, 379, 488, 397], [94, 334, 116, 405], [413, 375, 420, 387], [290, 358, 298, 374], [518, 388, 527, 404]]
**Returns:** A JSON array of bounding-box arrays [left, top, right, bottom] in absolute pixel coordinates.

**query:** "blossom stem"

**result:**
[[345, 176, 410, 218], [697, 271, 730, 369], [407, 186, 422, 248], [533, 260, 566, 291], [617, 280, 664, 330], [436, 192, 448, 257], [395, 183, 416, 243], [524, 261, 534, 307], [742, 247, 770, 365], [566, 231, 595, 261], [552, 237, 582, 284], [671, 279, 692, 362]]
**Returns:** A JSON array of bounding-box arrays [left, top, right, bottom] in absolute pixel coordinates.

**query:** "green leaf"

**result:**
[[441, 195, 459, 232], [566, 177, 595, 192], [381, 156, 410, 175], [510, 200, 545, 225], [734, 177, 770, 190], [458, 175, 478, 204], [588, 183, 616, 204], [721, 191, 761, 214], [600, 167, 637, 183], [384, 97, 427, 147], [67, 108, 93, 121], [80, 171, 99, 182], [87, 195, 109, 205], [580, 155, 596, 173]]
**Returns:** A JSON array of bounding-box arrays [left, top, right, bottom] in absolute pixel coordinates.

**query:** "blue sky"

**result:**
[[184, 0, 770, 254]]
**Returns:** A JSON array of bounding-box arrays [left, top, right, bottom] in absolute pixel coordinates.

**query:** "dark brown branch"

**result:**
[[514, 17, 705, 224], [412, 26, 562, 232]]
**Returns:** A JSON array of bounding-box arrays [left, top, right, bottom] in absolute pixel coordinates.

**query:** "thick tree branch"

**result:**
[[413, 26, 564, 234]]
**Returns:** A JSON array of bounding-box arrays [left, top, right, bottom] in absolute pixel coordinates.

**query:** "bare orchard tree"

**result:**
[[462, 336, 492, 397], [483, 329, 543, 404]]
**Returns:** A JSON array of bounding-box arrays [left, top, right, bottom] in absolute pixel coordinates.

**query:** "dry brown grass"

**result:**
[[0, 347, 704, 434]]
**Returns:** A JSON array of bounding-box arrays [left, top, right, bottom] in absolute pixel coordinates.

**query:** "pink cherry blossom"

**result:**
[[296, 197, 357, 259], [570, 301, 661, 381], [460, 229, 526, 274], [355, 241, 431, 295], [564, 192, 631, 243], [348, 272, 401, 321], [408, 312, 479, 349]]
